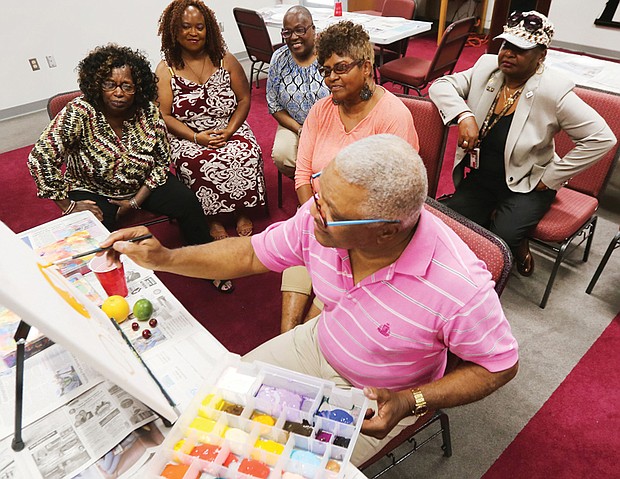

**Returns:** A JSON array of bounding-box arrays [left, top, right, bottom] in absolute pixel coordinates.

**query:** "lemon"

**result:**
[[101, 295, 130, 323], [133, 298, 153, 321]]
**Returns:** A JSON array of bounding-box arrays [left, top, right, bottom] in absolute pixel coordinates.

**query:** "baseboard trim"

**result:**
[[0, 100, 47, 122], [551, 41, 620, 61]]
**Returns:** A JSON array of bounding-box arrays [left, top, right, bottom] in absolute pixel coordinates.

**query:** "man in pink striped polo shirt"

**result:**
[[105, 134, 519, 466]]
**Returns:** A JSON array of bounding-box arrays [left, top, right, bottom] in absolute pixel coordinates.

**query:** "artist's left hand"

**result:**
[[361, 387, 412, 439], [535, 180, 549, 191]]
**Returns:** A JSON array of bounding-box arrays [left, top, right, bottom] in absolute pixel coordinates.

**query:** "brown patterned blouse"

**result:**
[[28, 97, 170, 200]]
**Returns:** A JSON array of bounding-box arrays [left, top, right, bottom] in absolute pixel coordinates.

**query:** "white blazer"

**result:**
[[429, 54, 616, 192]]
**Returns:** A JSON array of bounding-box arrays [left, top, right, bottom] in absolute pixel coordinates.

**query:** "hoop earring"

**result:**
[[331, 97, 341, 105], [359, 82, 374, 101], [536, 62, 545, 75]]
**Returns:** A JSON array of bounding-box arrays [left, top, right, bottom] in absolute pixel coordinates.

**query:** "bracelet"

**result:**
[[297, 127, 303, 138], [129, 197, 141, 210], [62, 200, 76, 216], [410, 388, 428, 417], [457, 112, 475, 124], [193, 132, 198, 144]]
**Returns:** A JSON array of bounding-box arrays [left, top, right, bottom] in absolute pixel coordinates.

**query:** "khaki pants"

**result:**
[[243, 317, 417, 467], [281, 266, 323, 309], [272, 124, 298, 179]]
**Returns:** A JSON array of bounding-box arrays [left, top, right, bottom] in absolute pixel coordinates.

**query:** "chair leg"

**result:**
[[540, 241, 569, 309], [439, 411, 452, 457], [277, 171, 283, 208], [255, 62, 265, 88], [586, 229, 620, 294], [249, 62, 256, 91], [539, 217, 596, 308], [582, 215, 598, 262]]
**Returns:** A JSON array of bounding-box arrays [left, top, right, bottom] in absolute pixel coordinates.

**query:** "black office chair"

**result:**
[[233, 7, 282, 89]]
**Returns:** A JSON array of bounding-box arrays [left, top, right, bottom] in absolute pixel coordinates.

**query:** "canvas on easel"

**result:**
[[0, 217, 178, 425]]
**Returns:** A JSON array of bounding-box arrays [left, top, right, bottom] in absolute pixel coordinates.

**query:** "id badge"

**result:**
[[469, 147, 480, 169]]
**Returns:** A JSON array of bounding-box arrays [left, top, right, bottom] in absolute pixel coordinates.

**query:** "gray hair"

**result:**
[[331, 134, 427, 229]]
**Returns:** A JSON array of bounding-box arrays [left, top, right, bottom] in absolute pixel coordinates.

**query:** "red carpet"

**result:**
[[483, 313, 620, 479], [0, 33, 482, 354]]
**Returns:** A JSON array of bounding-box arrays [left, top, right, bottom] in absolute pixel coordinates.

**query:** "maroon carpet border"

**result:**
[[482, 312, 620, 479]]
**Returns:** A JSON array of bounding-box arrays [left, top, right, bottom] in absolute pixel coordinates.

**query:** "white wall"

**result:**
[[484, 0, 620, 57], [0, 0, 272, 113], [3, 0, 620, 114]]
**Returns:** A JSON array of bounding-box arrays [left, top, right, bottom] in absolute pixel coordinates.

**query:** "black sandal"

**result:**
[[210, 279, 235, 294]]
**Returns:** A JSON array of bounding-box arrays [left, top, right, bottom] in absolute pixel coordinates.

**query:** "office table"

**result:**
[[259, 5, 432, 45]]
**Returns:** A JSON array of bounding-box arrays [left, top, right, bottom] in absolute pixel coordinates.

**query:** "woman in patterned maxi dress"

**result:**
[[156, 0, 265, 240]]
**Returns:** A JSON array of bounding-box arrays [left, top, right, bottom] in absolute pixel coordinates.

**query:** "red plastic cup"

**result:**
[[89, 255, 128, 297]]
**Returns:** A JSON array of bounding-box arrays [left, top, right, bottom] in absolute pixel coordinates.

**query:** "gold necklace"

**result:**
[[502, 83, 525, 107], [185, 56, 207, 83]]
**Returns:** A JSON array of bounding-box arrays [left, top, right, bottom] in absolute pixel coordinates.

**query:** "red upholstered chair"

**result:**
[[233, 7, 283, 90], [379, 16, 476, 95], [46, 91, 171, 230], [373, 0, 417, 69], [530, 86, 620, 308], [360, 197, 513, 477], [47, 90, 82, 119], [586, 226, 620, 294], [397, 95, 448, 198]]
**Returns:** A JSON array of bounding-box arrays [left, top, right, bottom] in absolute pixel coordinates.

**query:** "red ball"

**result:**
[[131, 322, 140, 331], [149, 318, 158, 328], [142, 329, 152, 339]]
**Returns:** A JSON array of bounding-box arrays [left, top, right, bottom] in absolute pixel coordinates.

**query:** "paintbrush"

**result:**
[[49, 234, 153, 265]]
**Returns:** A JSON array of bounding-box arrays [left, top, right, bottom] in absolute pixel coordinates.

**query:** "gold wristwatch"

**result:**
[[411, 388, 428, 417]]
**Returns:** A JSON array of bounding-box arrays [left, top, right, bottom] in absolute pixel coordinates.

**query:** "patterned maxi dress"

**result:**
[[169, 67, 266, 216]]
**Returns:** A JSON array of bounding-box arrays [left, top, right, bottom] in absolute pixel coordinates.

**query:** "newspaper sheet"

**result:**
[[0, 212, 228, 478]]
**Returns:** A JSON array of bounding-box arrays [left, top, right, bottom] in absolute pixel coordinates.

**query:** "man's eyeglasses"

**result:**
[[318, 59, 364, 79], [310, 172, 401, 227], [281, 25, 314, 39], [506, 11, 543, 32], [102, 81, 136, 94]]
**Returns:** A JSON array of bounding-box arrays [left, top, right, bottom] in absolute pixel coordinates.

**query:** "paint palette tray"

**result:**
[[146, 353, 367, 479]]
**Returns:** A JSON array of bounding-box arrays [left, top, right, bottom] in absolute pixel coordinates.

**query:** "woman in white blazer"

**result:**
[[429, 11, 616, 276]]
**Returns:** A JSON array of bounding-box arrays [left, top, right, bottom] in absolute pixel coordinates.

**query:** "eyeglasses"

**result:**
[[101, 81, 136, 94], [507, 11, 543, 32], [310, 172, 401, 228], [317, 59, 364, 79], [281, 25, 314, 39]]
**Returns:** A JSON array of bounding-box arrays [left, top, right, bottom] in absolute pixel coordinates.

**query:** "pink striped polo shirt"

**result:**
[[251, 202, 518, 390]]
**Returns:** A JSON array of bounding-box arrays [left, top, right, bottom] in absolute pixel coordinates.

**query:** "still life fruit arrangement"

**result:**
[[101, 296, 157, 339]]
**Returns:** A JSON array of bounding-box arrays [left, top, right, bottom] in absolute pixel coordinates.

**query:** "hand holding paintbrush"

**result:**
[[51, 234, 153, 265]]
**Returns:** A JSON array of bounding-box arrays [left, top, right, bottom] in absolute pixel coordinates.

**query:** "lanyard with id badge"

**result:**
[[470, 84, 524, 169]]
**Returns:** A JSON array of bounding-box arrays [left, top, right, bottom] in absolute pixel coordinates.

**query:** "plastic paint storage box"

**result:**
[[146, 354, 368, 479]]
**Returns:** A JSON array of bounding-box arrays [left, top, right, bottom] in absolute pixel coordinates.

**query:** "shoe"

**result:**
[[236, 216, 253, 237], [210, 279, 235, 294], [210, 222, 229, 241], [516, 250, 535, 277]]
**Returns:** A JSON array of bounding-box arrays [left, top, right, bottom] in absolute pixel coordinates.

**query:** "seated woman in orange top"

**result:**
[[281, 21, 419, 333]]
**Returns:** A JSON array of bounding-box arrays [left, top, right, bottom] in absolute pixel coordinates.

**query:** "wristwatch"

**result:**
[[410, 388, 428, 417]]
